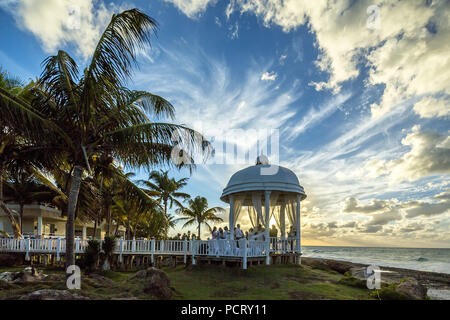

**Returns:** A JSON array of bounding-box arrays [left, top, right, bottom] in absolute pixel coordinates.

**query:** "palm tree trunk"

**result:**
[[0, 165, 22, 238], [66, 165, 83, 268], [93, 218, 98, 239], [164, 199, 168, 216], [0, 201, 22, 238], [198, 223, 201, 240], [19, 203, 24, 234], [106, 205, 111, 236]]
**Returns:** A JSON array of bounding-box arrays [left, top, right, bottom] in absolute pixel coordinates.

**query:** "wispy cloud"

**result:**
[[260, 71, 277, 81]]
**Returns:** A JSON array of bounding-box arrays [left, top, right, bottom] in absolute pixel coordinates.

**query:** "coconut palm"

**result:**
[[176, 196, 224, 240], [0, 9, 211, 267], [2, 169, 57, 233], [140, 170, 190, 216]]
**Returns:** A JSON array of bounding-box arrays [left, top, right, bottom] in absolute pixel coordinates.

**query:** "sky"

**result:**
[[0, 0, 449, 247]]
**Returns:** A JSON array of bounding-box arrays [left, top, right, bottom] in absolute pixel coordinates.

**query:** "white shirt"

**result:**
[[235, 228, 243, 239]]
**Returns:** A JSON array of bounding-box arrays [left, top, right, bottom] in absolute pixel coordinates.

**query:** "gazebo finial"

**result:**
[[256, 152, 269, 165]]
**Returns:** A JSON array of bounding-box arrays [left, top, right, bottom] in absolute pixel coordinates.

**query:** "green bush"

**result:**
[[83, 240, 101, 272], [338, 275, 367, 289], [102, 236, 116, 270], [370, 283, 411, 300], [102, 236, 116, 258]]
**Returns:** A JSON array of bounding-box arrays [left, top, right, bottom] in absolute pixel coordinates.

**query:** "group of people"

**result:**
[[210, 224, 298, 242]]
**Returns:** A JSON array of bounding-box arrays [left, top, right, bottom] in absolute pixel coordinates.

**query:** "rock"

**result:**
[[13, 267, 47, 283], [87, 273, 114, 286], [1, 267, 48, 283], [20, 289, 89, 300], [45, 274, 66, 282], [302, 258, 353, 274], [128, 267, 172, 299], [0, 271, 15, 282], [395, 278, 427, 300]]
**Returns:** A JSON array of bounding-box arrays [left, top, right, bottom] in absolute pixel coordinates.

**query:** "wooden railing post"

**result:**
[[56, 237, 61, 262], [119, 238, 123, 263], [242, 238, 247, 270], [25, 237, 30, 261], [183, 237, 187, 265], [191, 239, 196, 265], [151, 238, 155, 264], [75, 238, 80, 254]]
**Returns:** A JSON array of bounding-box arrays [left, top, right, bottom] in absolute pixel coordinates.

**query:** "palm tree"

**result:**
[[0, 9, 211, 267], [176, 196, 224, 240], [3, 169, 57, 233], [140, 170, 190, 216]]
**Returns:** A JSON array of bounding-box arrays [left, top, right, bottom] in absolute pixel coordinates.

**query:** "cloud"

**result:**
[[228, 21, 239, 39], [366, 209, 402, 226], [405, 202, 449, 218], [413, 97, 450, 119], [214, 16, 222, 27], [360, 225, 383, 233], [398, 222, 425, 233], [260, 71, 277, 81], [345, 190, 450, 223], [285, 92, 351, 140], [366, 126, 450, 183], [344, 197, 392, 214], [0, 0, 122, 59], [162, 0, 217, 19], [227, 0, 450, 118], [133, 44, 300, 165]]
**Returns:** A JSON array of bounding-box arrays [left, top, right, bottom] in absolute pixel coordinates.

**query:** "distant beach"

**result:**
[[302, 246, 450, 300], [302, 246, 450, 274]]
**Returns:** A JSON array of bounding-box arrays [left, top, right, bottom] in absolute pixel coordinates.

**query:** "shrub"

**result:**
[[338, 275, 367, 289], [83, 240, 101, 272], [370, 283, 411, 300], [102, 236, 116, 271]]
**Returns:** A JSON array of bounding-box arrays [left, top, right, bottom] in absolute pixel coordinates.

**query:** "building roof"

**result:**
[[220, 160, 307, 203]]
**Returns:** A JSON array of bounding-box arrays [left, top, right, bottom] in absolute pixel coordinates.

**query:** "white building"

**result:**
[[0, 203, 124, 239]]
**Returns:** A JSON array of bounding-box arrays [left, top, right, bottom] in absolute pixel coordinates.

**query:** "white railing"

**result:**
[[0, 237, 300, 261], [269, 237, 298, 253]]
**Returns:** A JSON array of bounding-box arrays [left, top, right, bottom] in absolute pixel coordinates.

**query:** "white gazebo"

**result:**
[[220, 155, 307, 265]]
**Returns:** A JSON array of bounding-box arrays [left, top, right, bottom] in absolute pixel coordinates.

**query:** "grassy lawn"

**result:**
[[0, 264, 374, 300]]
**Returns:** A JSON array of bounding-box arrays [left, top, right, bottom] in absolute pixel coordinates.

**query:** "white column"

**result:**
[[82, 226, 87, 240], [264, 190, 271, 265], [37, 216, 43, 237], [229, 195, 235, 240], [296, 195, 301, 265], [280, 202, 286, 240], [280, 202, 286, 253]]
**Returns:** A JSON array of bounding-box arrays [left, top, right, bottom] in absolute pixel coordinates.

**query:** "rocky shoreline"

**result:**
[[302, 257, 450, 300]]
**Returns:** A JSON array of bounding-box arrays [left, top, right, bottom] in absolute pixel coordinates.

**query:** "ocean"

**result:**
[[302, 246, 450, 274]]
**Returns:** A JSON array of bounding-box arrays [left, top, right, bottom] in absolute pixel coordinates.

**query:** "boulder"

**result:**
[[87, 273, 114, 287], [20, 289, 89, 300], [128, 267, 172, 299], [13, 267, 47, 283], [44, 274, 66, 282], [325, 260, 353, 274], [395, 278, 427, 300], [0, 267, 47, 283], [302, 258, 353, 274], [0, 271, 15, 282]]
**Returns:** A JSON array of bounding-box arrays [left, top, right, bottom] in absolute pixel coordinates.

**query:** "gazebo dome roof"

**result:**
[[220, 160, 306, 203]]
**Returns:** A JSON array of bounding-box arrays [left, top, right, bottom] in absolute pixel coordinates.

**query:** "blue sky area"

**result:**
[[0, 0, 449, 247]]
